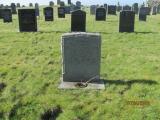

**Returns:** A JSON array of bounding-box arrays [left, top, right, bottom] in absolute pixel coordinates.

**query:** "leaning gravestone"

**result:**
[[3, 9, 12, 22], [90, 5, 97, 15], [59, 33, 104, 89], [44, 7, 53, 21], [132, 3, 138, 14], [123, 5, 132, 11], [152, 6, 157, 15], [71, 10, 86, 32], [58, 7, 65, 18], [11, 3, 17, 14], [119, 11, 135, 32], [108, 5, 116, 15], [18, 9, 37, 32], [96, 7, 106, 21], [35, 3, 39, 16], [139, 7, 147, 21]]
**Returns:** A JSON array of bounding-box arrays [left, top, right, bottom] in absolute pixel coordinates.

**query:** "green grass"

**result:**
[[0, 7, 160, 120]]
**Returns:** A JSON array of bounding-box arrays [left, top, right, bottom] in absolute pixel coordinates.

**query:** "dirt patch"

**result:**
[[41, 105, 62, 120]]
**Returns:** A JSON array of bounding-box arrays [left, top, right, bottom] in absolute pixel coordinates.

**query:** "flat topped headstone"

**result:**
[[96, 7, 106, 21], [44, 7, 53, 21], [18, 9, 37, 32], [152, 6, 157, 15], [139, 7, 148, 21], [11, 3, 17, 14], [59, 32, 105, 89], [71, 10, 86, 32], [58, 7, 65, 18], [108, 5, 116, 15], [119, 10, 135, 32], [3, 9, 12, 22]]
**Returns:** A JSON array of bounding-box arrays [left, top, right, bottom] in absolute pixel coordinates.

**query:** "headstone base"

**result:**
[[59, 78, 105, 89]]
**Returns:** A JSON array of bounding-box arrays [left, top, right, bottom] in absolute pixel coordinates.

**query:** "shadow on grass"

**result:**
[[103, 79, 158, 95], [134, 32, 158, 34], [39, 30, 67, 34]]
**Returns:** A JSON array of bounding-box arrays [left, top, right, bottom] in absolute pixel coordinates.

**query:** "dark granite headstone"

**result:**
[[35, 3, 39, 16], [71, 10, 86, 32], [119, 11, 135, 32], [96, 7, 106, 21], [11, 3, 17, 14], [3, 9, 12, 22], [152, 6, 157, 15], [58, 7, 65, 18], [17, 3, 20, 8], [108, 5, 116, 15], [18, 9, 37, 32], [44, 7, 53, 21], [139, 7, 148, 21], [132, 3, 138, 14], [123, 5, 132, 11], [49, 1, 54, 6], [65, 6, 71, 14], [68, 0, 71, 5], [29, 3, 33, 7]]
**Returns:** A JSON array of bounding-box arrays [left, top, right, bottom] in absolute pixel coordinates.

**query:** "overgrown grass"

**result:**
[[0, 7, 160, 120]]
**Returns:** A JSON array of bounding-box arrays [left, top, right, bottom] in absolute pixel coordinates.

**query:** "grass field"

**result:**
[[0, 7, 160, 120]]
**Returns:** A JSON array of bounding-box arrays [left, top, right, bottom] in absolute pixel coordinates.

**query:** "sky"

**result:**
[[0, 0, 146, 6]]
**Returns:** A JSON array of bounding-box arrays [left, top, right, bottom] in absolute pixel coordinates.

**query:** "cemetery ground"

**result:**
[[0, 7, 160, 120]]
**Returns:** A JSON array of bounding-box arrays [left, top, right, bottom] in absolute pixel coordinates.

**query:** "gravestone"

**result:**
[[60, 1, 65, 7], [104, 4, 107, 11], [18, 9, 37, 32], [17, 3, 20, 8], [108, 5, 116, 15], [139, 7, 148, 21], [58, 7, 65, 18], [76, 1, 81, 8], [3, 9, 12, 22], [68, 0, 71, 5], [152, 6, 157, 15], [123, 5, 131, 11], [29, 3, 33, 7], [157, 4, 160, 13], [96, 7, 106, 21], [11, 3, 17, 14], [132, 3, 138, 14], [44, 7, 53, 21], [49, 1, 54, 6], [65, 6, 71, 14], [71, 10, 86, 32], [59, 33, 104, 89], [90, 5, 97, 15], [117, 5, 122, 12], [22, 5, 25, 8], [35, 3, 39, 16], [57, 0, 61, 5], [119, 11, 135, 32]]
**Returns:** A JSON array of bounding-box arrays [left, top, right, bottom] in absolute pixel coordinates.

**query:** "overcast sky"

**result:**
[[0, 0, 146, 6]]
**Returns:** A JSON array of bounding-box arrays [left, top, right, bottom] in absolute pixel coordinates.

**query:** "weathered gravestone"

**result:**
[[132, 3, 138, 14], [123, 5, 132, 11], [29, 3, 33, 7], [139, 7, 148, 21], [18, 9, 37, 32], [157, 4, 160, 13], [44, 7, 53, 21], [71, 10, 86, 32], [3, 9, 12, 22], [108, 5, 116, 15], [96, 7, 106, 21], [58, 7, 65, 18], [17, 3, 20, 8], [11, 3, 17, 14], [119, 11, 135, 32], [152, 6, 157, 15], [59, 33, 104, 89], [90, 5, 97, 15], [68, 0, 71, 5], [35, 3, 39, 16], [49, 1, 54, 6], [65, 6, 71, 14]]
